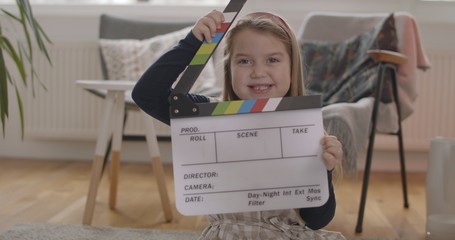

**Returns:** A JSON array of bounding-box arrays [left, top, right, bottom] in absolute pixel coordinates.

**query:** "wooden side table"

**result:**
[[76, 80, 172, 225]]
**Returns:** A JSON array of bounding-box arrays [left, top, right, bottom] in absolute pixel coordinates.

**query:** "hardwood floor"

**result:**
[[0, 157, 427, 239]]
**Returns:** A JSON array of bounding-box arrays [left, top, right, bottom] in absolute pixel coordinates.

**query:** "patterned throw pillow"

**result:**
[[99, 26, 217, 95], [301, 14, 398, 105]]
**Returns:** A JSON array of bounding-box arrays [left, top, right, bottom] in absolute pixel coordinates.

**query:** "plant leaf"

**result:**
[[0, 35, 27, 83], [15, 86, 24, 139], [0, 0, 52, 138], [0, 48, 8, 137]]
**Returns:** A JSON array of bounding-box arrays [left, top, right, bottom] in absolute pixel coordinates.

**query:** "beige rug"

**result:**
[[0, 223, 399, 240], [0, 223, 200, 240]]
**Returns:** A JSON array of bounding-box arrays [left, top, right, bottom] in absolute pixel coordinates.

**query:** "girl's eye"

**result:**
[[268, 57, 280, 63], [237, 58, 251, 64]]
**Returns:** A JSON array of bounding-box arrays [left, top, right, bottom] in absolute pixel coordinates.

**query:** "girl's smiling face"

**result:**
[[230, 29, 291, 100]]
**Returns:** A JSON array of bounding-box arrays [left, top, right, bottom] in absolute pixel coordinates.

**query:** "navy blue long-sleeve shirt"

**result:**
[[132, 31, 336, 230]]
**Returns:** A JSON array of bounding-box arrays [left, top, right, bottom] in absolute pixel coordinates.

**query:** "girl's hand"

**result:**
[[192, 10, 225, 43], [321, 135, 343, 171]]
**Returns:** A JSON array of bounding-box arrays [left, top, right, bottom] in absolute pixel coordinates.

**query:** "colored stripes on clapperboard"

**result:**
[[172, 0, 246, 96], [189, 7, 240, 66], [189, 19, 230, 65], [196, 95, 322, 117]]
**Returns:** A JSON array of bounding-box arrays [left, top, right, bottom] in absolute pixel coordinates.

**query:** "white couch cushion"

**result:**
[[99, 26, 218, 96]]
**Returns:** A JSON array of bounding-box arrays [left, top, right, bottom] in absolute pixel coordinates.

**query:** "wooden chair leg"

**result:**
[[83, 155, 105, 225], [83, 91, 116, 225], [108, 92, 125, 210], [102, 111, 129, 175], [142, 111, 173, 222], [103, 138, 112, 173], [151, 156, 173, 222], [109, 151, 121, 209]]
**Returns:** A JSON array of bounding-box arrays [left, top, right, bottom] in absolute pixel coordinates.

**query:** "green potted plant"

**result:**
[[0, 0, 52, 138]]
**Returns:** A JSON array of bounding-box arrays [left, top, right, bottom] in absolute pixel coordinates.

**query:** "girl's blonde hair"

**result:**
[[222, 12, 304, 101]]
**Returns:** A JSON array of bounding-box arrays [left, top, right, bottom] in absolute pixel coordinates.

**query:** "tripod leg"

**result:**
[[390, 68, 409, 208], [355, 63, 386, 233]]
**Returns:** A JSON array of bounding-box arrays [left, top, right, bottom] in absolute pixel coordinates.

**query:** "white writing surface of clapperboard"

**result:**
[[170, 96, 328, 216]]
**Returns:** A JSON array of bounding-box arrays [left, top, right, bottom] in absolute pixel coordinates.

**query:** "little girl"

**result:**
[[133, 10, 345, 240]]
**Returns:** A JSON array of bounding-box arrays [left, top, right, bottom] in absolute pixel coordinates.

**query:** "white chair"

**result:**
[[298, 11, 430, 232], [78, 14, 196, 225]]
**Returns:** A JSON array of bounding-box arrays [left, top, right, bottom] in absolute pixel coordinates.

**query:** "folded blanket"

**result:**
[[300, 11, 431, 134], [322, 98, 374, 177]]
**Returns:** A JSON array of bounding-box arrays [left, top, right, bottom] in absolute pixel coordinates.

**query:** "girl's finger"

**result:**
[[208, 10, 225, 28], [322, 152, 336, 171], [203, 10, 225, 42]]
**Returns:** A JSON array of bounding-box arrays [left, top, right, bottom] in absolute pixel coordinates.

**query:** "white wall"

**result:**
[[1, 0, 454, 170]]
